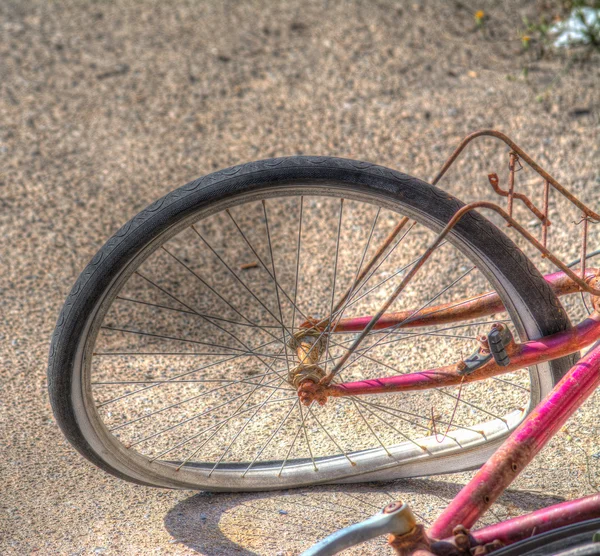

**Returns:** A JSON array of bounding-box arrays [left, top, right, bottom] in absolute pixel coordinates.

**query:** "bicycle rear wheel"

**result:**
[[48, 156, 575, 490]]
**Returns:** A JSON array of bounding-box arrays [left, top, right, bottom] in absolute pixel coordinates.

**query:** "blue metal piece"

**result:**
[[301, 502, 416, 556]]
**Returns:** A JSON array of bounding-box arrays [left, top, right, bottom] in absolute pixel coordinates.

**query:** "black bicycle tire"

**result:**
[[47, 155, 575, 488], [490, 517, 600, 555]]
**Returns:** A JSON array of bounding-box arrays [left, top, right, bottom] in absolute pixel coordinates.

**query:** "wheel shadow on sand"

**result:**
[[164, 478, 565, 555]]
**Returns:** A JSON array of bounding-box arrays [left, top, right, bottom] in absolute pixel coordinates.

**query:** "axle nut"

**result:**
[[288, 364, 325, 389]]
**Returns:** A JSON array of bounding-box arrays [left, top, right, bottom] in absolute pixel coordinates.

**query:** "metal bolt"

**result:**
[[383, 501, 404, 514], [452, 525, 471, 551]]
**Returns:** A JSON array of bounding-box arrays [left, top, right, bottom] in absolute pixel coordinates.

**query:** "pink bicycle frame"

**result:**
[[298, 263, 600, 554], [302, 130, 600, 554], [426, 338, 600, 553], [303, 270, 600, 555]]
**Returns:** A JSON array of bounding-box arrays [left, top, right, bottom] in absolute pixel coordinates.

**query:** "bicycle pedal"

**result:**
[[487, 325, 513, 367]]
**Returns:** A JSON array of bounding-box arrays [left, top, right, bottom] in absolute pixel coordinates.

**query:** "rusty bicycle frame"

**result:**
[[300, 130, 600, 555]]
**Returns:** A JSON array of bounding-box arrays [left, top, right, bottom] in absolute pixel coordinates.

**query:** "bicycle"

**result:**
[[48, 129, 600, 554]]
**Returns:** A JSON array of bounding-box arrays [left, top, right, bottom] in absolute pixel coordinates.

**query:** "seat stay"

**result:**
[[329, 269, 597, 333]]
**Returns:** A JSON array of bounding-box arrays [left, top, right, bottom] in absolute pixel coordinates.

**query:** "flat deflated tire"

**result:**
[[48, 156, 575, 490]]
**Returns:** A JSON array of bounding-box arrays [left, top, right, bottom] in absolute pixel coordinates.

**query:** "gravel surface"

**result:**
[[2, 1, 600, 555]]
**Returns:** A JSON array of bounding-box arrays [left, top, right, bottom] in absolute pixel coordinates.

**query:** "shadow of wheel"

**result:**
[[163, 479, 566, 556]]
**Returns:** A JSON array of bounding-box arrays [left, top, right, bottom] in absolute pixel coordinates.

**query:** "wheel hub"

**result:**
[[287, 329, 326, 388]]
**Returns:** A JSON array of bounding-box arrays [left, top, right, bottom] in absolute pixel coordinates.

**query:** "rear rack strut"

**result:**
[[432, 129, 599, 291]]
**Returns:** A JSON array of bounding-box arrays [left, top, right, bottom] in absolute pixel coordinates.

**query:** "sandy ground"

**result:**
[[2, 0, 600, 555]]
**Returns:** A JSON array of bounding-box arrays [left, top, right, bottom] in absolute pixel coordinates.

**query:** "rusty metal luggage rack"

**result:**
[[431, 129, 600, 296]]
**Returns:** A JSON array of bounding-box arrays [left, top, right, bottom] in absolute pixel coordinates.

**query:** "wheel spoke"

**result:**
[[93, 351, 287, 357], [100, 325, 252, 353], [351, 399, 392, 456], [145, 255, 282, 346], [340, 223, 419, 311], [153, 395, 297, 463], [291, 197, 304, 331], [307, 405, 355, 466], [241, 399, 299, 477], [207, 376, 289, 476], [95, 336, 282, 406], [191, 225, 295, 338], [107, 373, 281, 431], [141, 255, 295, 386], [130, 372, 284, 448], [353, 398, 439, 451], [322, 199, 344, 374], [299, 401, 318, 471], [179, 376, 290, 470], [278, 409, 307, 477], [226, 201, 309, 328], [116, 295, 279, 329], [262, 200, 293, 377]]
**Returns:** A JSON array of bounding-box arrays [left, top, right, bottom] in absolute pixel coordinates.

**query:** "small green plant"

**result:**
[[474, 9, 486, 28], [522, 15, 553, 42], [521, 14, 554, 58]]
